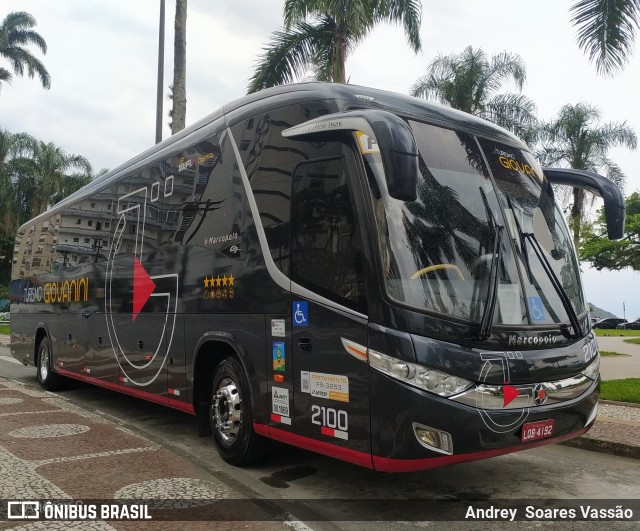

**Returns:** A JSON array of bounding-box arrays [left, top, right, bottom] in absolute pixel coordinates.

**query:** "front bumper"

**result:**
[[369, 368, 598, 472]]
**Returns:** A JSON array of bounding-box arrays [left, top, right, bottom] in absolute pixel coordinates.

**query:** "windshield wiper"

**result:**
[[477, 224, 504, 340], [521, 232, 582, 339], [476, 187, 504, 341]]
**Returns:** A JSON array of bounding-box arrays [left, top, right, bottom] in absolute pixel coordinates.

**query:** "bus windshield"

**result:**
[[363, 119, 586, 327]]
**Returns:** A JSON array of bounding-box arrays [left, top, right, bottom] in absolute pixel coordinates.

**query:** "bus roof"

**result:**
[[21, 82, 527, 230]]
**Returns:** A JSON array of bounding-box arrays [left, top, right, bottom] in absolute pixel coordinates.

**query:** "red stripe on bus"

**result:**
[[254, 422, 591, 473], [321, 426, 334, 437], [372, 426, 592, 472], [254, 423, 374, 469], [56, 368, 195, 415]]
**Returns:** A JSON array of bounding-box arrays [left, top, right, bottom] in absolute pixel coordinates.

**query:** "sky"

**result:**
[[1, 0, 639, 319]]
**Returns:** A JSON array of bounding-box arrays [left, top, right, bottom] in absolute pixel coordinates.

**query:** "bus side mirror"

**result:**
[[283, 109, 418, 202], [543, 167, 626, 240]]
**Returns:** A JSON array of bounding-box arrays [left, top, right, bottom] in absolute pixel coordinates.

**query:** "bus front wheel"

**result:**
[[210, 357, 268, 466], [37, 336, 63, 391]]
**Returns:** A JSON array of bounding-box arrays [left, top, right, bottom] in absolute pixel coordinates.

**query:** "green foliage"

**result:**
[[599, 351, 628, 356], [0, 129, 97, 297], [570, 0, 640, 76], [248, 0, 422, 92], [581, 191, 640, 271], [0, 11, 50, 91], [594, 328, 640, 336], [538, 103, 637, 248], [600, 378, 640, 403], [623, 338, 640, 345], [0, 234, 13, 287], [0, 324, 9, 334], [0, 128, 93, 235], [410, 46, 538, 141]]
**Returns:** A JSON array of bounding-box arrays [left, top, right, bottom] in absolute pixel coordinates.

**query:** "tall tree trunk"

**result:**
[[171, 0, 187, 134], [332, 30, 347, 83], [571, 186, 585, 250]]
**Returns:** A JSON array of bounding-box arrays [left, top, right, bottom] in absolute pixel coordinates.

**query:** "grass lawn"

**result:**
[[623, 338, 640, 345], [594, 329, 640, 337], [0, 324, 9, 335], [599, 351, 629, 356], [600, 378, 640, 404]]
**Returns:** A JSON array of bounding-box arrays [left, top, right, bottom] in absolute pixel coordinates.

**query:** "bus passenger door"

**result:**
[[288, 154, 371, 463]]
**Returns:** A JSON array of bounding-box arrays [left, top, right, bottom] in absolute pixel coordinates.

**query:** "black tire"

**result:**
[[36, 336, 63, 391], [210, 357, 268, 466]]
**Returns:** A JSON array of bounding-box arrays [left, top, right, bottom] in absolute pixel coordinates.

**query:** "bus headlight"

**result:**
[[369, 350, 473, 397]]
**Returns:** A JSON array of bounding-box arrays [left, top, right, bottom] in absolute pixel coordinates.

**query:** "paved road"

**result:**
[[1, 346, 639, 529], [596, 336, 640, 380]]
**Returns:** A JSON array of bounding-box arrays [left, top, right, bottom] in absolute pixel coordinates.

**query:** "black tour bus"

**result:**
[[10, 83, 624, 472]]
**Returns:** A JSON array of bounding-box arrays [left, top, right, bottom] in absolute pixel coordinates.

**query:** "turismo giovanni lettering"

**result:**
[[178, 152, 218, 172], [498, 155, 540, 180], [23, 278, 89, 304]]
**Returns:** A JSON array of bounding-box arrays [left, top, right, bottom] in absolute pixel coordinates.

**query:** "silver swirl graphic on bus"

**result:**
[[105, 185, 178, 387]]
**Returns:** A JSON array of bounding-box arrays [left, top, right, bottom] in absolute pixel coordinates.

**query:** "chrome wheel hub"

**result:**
[[40, 347, 49, 381], [212, 378, 243, 445]]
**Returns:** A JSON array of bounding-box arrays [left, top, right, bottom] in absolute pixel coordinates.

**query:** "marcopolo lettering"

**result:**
[[508, 335, 558, 346]]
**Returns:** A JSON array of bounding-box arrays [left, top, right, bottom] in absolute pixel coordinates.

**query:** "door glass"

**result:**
[[290, 157, 367, 313]]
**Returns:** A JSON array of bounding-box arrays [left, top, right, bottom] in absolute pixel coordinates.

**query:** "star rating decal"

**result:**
[[202, 274, 236, 301], [203, 274, 235, 288]]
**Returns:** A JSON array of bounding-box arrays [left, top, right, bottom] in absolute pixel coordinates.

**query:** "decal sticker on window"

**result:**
[[495, 149, 540, 180], [292, 301, 308, 327], [271, 319, 286, 338], [273, 342, 285, 372], [355, 131, 380, 154], [528, 296, 545, 322], [271, 386, 291, 425], [497, 284, 522, 325], [300, 372, 349, 402]]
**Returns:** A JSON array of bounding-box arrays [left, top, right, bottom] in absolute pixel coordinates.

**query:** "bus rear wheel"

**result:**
[[210, 357, 268, 466], [37, 336, 63, 391]]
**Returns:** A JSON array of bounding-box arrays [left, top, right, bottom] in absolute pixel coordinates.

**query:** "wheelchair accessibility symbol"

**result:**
[[528, 296, 545, 322], [293, 301, 308, 327]]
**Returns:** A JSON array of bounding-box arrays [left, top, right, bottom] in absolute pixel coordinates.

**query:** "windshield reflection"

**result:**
[[363, 120, 584, 327]]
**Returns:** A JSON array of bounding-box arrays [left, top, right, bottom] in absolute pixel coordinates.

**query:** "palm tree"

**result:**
[[247, 0, 422, 93], [0, 129, 36, 234], [570, 0, 640, 76], [0, 11, 50, 91], [6, 138, 91, 217], [538, 103, 637, 248], [410, 46, 538, 142]]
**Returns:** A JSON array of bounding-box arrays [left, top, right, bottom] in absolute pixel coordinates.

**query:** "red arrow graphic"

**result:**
[[133, 257, 156, 321], [503, 384, 519, 407]]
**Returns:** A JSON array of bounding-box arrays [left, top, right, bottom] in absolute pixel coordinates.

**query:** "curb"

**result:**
[[560, 436, 640, 460], [600, 399, 640, 409]]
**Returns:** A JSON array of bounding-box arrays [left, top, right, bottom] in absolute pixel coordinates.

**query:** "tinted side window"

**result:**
[[290, 157, 367, 313], [161, 131, 247, 251], [231, 102, 339, 275]]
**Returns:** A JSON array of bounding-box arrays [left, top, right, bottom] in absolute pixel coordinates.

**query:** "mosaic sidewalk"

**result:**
[[0, 378, 290, 529]]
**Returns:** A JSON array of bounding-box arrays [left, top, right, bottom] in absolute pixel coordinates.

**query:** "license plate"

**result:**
[[521, 419, 555, 442]]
